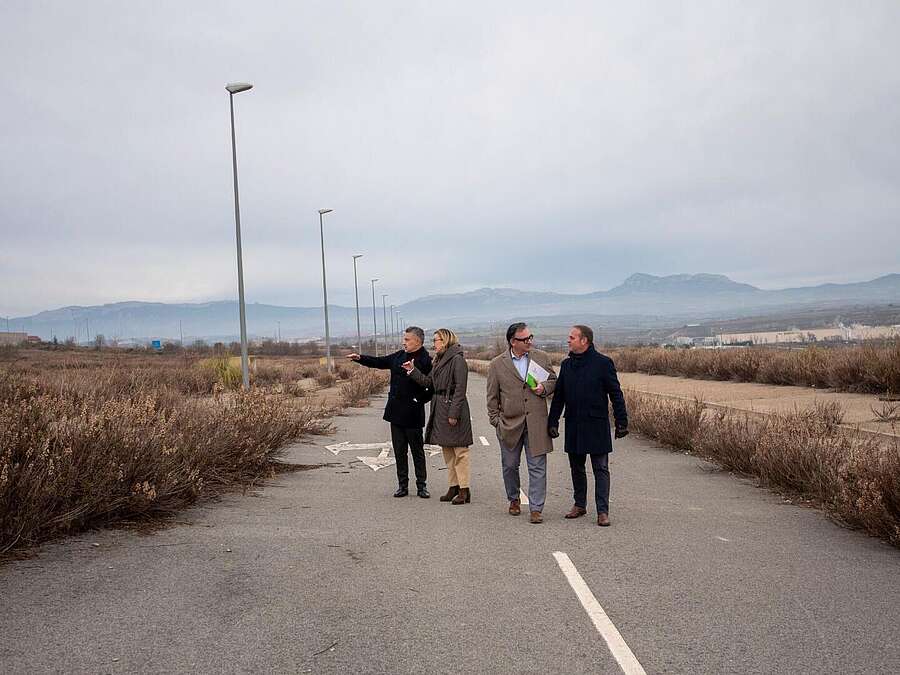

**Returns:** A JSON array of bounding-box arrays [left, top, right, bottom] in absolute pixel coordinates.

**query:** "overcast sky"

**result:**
[[2, 1, 899, 317]]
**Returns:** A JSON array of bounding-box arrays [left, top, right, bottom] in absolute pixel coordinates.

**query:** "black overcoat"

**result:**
[[547, 345, 627, 455], [357, 348, 433, 429]]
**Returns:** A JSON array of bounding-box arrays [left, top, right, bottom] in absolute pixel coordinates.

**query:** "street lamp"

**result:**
[[370, 278, 379, 356], [318, 208, 334, 372], [352, 254, 363, 351], [382, 294, 389, 355], [390, 304, 395, 351], [226, 81, 253, 389], [395, 308, 402, 349]]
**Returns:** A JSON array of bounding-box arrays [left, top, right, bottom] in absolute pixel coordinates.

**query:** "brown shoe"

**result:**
[[452, 487, 470, 505], [508, 499, 521, 516], [440, 485, 460, 502], [565, 505, 587, 519], [597, 513, 611, 527], [530, 511, 543, 524]]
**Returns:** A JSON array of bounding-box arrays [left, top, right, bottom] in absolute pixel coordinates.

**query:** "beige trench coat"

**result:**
[[485, 348, 557, 456]]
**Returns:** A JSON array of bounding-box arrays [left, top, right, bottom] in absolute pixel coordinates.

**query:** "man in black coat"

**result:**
[[348, 326, 433, 498], [548, 325, 628, 526]]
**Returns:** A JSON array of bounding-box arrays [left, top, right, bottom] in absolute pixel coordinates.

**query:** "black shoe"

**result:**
[[417, 488, 430, 499], [393, 487, 409, 498]]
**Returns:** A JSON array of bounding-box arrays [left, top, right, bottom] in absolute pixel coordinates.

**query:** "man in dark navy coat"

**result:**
[[348, 326, 433, 498], [547, 325, 628, 526]]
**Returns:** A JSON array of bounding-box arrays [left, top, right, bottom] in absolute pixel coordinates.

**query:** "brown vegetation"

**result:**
[[340, 370, 391, 407], [625, 390, 900, 547], [609, 341, 900, 395], [0, 350, 388, 554]]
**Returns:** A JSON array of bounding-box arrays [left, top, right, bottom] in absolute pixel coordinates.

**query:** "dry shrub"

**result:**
[[611, 340, 900, 395], [334, 363, 354, 380], [624, 391, 703, 451], [300, 363, 322, 378], [0, 361, 335, 553], [199, 357, 242, 390], [314, 368, 337, 388], [339, 370, 390, 407], [625, 390, 900, 547], [466, 360, 491, 377]]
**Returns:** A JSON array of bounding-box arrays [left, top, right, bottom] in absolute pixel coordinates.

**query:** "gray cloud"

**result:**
[[2, 0, 899, 316]]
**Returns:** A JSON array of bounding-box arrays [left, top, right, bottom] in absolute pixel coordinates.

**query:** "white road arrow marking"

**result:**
[[358, 447, 395, 471], [327, 441, 392, 453], [324, 441, 351, 455], [328, 440, 442, 457]]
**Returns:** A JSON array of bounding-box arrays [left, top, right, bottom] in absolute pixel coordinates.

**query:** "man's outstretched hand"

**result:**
[[346, 353, 361, 361]]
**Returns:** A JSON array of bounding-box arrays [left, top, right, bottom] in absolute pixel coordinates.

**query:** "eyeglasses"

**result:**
[[512, 335, 534, 342]]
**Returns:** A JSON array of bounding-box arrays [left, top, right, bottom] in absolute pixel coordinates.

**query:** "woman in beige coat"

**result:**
[[403, 329, 474, 504]]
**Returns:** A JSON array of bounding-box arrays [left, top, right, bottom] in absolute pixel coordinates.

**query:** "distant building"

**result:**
[[717, 324, 900, 345]]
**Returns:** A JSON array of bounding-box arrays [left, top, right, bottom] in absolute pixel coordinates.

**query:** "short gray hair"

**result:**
[[405, 326, 425, 343]]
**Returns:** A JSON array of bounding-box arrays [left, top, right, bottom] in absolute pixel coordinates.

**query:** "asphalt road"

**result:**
[[2, 374, 898, 674]]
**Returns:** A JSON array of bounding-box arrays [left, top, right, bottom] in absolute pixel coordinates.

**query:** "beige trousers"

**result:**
[[442, 446, 471, 488]]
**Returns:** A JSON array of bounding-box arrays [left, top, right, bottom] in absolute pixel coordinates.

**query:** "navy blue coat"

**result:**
[[357, 348, 433, 429], [547, 345, 628, 455]]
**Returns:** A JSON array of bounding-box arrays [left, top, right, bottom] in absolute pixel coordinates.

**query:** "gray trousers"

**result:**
[[498, 426, 547, 512]]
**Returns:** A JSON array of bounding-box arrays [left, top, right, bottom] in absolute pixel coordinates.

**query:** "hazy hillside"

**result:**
[[9, 273, 899, 343]]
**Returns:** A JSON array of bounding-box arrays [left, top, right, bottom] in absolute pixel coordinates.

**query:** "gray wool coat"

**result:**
[[408, 343, 473, 448]]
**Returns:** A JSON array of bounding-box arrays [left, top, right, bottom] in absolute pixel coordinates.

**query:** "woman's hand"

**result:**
[[401, 359, 414, 373], [448, 417, 458, 426]]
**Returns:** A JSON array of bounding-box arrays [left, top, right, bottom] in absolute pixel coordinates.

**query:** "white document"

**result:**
[[525, 359, 550, 388]]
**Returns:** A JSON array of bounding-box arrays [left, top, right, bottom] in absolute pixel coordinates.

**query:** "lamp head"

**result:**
[[353, 254, 363, 260], [318, 208, 333, 215], [226, 82, 253, 94]]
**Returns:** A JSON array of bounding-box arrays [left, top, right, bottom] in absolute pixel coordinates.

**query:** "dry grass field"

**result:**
[[608, 341, 900, 396], [0, 348, 388, 555]]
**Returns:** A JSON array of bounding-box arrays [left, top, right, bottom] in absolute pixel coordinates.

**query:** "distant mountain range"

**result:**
[[9, 273, 900, 343]]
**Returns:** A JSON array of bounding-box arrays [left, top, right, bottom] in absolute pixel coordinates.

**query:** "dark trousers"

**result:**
[[568, 452, 610, 514], [391, 424, 427, 489]]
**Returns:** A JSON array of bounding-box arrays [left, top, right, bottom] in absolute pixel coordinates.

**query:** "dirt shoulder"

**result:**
[[620, 372, 896, 436]]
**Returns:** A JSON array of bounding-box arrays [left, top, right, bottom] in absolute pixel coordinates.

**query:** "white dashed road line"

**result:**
[[518, 489, 529, 505], [552, 551, 646, 675], [479, 436, 490, 446]]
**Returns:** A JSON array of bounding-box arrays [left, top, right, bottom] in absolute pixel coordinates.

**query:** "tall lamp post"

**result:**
[[318, 208, 334, 371], [370, 278, 379, 356], [395, 308, 402, 349], [381, 294, 389, 355], [389, 304, 395, 351], [226, 81, 253, 389], [352, 254, 363, 351]]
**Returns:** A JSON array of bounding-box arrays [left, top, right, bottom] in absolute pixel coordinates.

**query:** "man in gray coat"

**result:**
[[486, 322, 557, 524]]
